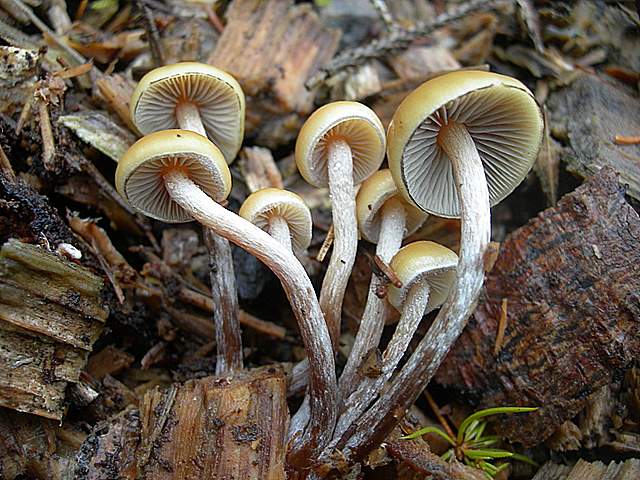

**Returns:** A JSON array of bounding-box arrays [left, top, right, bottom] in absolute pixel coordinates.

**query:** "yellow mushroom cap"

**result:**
[[239, 188, 313, 252], [387, 70, 543, 218], [387, 241, 458, 313], [116, 129, 231, 223], [295, 101, 386, 187], [130, 62, 245, 163], [356, 169, 428, 244]]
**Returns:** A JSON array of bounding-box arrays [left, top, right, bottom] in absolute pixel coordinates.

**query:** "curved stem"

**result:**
[[204, 228, 243, 374], [339, 199, 406, 401], [335, 122, 491, 462], [176, 102, 207, 137], [268, 215, 292, 252], [320, 138, 358, 348], [333, 282, 429, 443], [163, 170, 337, 464]]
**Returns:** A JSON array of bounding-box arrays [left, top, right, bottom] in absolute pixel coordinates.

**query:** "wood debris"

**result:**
[[436, 167, 640, 447], [0, 239, 107, 419]]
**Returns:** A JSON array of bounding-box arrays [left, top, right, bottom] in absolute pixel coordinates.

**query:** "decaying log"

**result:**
[[436, 167, 640, 446], [0, 239, 107, 419], [208, 0, 340, 147], [547, 73, 640, 201], [138, 365, 288, 479]]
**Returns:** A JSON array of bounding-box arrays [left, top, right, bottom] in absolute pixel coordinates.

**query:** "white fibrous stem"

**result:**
[[175, 102, 207, 137], [332, 282, 429, 444], [268, 215, 292, 252], [163, 170, 337, 464], [204, 228, 243, 375], [334, 121, 491, 462], [320, 138, 358, 348], [339, 198, 406, 402]]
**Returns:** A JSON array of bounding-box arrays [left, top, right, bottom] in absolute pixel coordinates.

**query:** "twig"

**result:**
[[0, 144, 16, 182], [493, 298, 508, 356], [204, 3, 224, 34], [373, 253, 402, 288], [423, 390, 455, 441], [37, 101, 56, 170], [135, 0, 164, 67], [368, 0, 397, 32], [316, 224, 334, 262], [306, 0, 507, 90], [615, 134, 640, 145]]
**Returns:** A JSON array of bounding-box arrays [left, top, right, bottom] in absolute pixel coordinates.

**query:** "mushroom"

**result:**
[[130, 61, 245, 163], [339, 169, 428, 400], [333, 241, 457, 442], [295, 101, 386, 348], [336, 71, 543, 461], [239, 188, 312, 253], [116, 129, 336, 458], [130, 61, 246, 374]]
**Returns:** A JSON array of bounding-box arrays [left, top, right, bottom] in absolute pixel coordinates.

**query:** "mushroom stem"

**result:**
[[334, 281, 429, 442], [321, 138, 358, 348], [336, 121, 490, 461], [268, 215, 292, 252], [339, 198, 406, 400], [162, 169, 337, 459], [203, 228, 243, 374], [175, 102, 207, 137]]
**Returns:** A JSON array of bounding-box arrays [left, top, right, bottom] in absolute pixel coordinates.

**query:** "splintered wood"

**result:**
[[139, 366, 288, 479], [208, 0, 340, 146], [436, 167, 640, 447], [0, 239, 107, 419]]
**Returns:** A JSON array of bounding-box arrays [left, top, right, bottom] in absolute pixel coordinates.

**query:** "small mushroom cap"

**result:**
[[130, 62, 245, 163], [116, 129, 231, 223], [388, 70, 543, 218], [387, 241, 458, 313], [239, 188, 313, 252], [295, 101, 386, 188], [356, 169, 428, 244]]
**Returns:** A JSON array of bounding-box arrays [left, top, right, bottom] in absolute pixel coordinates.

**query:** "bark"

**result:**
[[436, 167, 640, 446]]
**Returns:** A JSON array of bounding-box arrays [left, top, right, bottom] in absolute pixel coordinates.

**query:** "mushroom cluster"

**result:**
[[115, 63, 542, 475]]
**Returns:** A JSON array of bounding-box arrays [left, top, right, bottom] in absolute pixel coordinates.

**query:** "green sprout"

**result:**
[[401, 406, 539, 478]]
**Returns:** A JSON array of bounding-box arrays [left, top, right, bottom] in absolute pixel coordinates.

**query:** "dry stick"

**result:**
[[369, 0, 397, 32], [163, 170, 337, 462], [334, 123, 491, 463], [423, 390, 455, 440], [177, 288, 287, 339], [37, 101, 56, 171], [0, 144, 16, 182], [338, 200, 405, 402], [204, 229, 243, 374], [135, 0, 164, 67], [316, 224, 334, 263], [306, 0, 506, 90]]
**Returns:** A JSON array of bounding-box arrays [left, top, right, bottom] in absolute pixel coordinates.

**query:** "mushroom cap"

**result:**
[[387, 70, 543, 218], [130, 62, 245, 163], [295, 101, 386, 188], [356, 169, 428, 244], [239, 188, 313, 252], [387, 241, 458, 314], [116, 129, 231, 223]]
